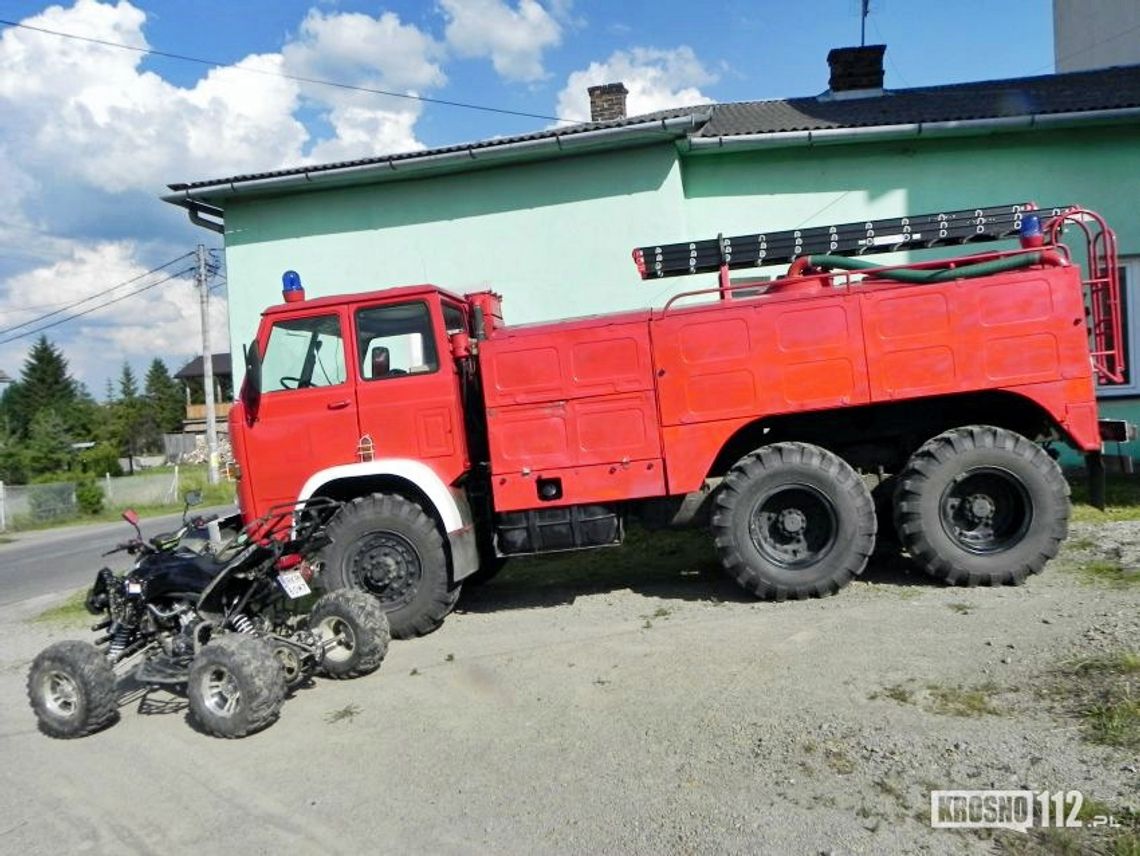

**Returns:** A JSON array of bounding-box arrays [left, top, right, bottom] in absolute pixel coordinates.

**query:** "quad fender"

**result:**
[[296, 460, 479, 581]]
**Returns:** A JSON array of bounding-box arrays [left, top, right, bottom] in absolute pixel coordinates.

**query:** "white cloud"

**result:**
[[440, 0, 562, 82], [556, 46, 717, 122], [0, 1, 449, 387], [283, 9, 448, 162]]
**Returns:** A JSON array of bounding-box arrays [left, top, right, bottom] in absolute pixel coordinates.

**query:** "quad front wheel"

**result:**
[[310, 590, 391, 679], [187, 635, 285, 738], [712, 442, 877, 600], [322, 494, 460, 639], [27, 641, 118, 739], [893, 425, 1069, 585]]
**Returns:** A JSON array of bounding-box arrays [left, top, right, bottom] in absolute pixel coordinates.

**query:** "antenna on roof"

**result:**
[[860, 0, 870, 46]]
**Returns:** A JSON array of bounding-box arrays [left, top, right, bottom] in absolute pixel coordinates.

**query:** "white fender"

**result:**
[[296, 459, 465, 533]]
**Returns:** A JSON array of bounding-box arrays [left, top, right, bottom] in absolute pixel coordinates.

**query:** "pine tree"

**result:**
[[144, 358, 185, 434], [5, 336, 79, 439], [118, 362, 139, 401]]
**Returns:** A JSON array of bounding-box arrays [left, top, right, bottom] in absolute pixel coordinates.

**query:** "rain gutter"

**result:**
[[683, 107, 1140, 153], [163, 111, 711, 226]]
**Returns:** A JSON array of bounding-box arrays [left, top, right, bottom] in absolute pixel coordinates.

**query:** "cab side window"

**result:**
[[357, 301, 440, 381], [261, 314, 346, 392]]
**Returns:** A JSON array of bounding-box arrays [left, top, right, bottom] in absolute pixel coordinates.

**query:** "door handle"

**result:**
[[327, 400, 351, 410]]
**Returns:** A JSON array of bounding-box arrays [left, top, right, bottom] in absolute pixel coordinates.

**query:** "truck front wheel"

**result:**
[[712, 442, 877, 600], [893, 425, 1069, 585], [321, 494, 459, 639]]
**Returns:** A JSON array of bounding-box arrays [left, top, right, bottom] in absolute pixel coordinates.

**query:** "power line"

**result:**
[[0, 266, 195, 346], [0, 18, 578, 125], [0, 252, 193, 337]]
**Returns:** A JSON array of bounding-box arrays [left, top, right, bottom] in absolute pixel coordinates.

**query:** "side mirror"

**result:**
[[184, 490, 202, 507], [242, 340, 262, 421], [122, 508, 142, 540]]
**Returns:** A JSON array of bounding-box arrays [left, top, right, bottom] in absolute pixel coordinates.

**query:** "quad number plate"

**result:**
[[278, 570, 311, 599]]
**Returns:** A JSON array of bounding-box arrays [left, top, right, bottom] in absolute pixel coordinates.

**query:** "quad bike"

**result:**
[[27, 497, 390, 739]]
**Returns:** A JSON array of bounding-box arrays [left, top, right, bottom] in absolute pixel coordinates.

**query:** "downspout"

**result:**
[[186, 201, 224, 234]]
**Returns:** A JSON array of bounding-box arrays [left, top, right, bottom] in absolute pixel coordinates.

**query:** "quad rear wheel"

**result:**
[[187, 634, 285, 738], [893, 425, 1069, 586], [712, 442, 877, 600], [27, 641, 118, 738], [310, 590, 391, 678]]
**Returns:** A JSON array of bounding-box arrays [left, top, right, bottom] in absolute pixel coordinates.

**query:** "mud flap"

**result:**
[[1086, 451, 1106, 511]]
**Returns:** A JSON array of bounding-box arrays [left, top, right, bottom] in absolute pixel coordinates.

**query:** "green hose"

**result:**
[[806, 251, 1044, 284]]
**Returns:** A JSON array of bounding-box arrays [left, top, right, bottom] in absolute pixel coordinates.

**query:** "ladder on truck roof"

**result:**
[[631, 203, 1069, 279], [632, 202, 1125, 387]]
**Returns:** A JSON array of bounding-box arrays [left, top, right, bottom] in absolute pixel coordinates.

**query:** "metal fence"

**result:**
[[0, 469, 182, 531]]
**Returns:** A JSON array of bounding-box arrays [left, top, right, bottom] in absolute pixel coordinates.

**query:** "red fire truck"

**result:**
[[230, 203, 1126, 638]]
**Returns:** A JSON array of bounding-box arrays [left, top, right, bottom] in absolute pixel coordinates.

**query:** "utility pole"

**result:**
[[196, 243, 219, 485]]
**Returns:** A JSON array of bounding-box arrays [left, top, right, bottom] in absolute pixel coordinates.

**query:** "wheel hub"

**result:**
[[42, 670, 79, 718], [777, 508, 807, 535], [748, 485, 838, 571], [940, 467, 1032, 555], [348, 531, 422, 607]]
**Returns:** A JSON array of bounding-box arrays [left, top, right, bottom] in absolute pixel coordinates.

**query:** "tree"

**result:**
[[118, 363, 139, 401], [4, 336, 80, 439], [25, 409, 72, 476], [144, 358, 185, 436], [112, 362, 144, 474]]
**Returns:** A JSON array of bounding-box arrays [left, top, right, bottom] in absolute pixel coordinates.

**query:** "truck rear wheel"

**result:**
[[893, 426, 1069, 586], [321, 494, 460, 639], [712, 443, 877, 600]]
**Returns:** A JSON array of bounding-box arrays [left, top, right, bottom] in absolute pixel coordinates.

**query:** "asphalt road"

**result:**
[[0, 506, 237, 607]]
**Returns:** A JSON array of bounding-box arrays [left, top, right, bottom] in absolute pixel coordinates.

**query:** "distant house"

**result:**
[[173, 353, 232, 434]]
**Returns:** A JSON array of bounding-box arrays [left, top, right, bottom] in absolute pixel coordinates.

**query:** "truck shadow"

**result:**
[[457, 527, 939, 615]]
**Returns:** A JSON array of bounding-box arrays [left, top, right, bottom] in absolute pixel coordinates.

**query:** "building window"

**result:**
[[1099, 258, 1138, 397]]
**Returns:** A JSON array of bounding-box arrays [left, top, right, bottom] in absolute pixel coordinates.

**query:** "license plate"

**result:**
[[278, 570, 311, 599]]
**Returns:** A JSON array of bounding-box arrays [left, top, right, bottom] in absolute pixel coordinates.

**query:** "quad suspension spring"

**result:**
[[230, 613, 255, 633], [108, 625, 132, 660]]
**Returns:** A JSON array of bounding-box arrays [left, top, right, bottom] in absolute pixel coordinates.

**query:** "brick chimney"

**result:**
[[826, 45, 886, 93], [588, 82, 628, 122]]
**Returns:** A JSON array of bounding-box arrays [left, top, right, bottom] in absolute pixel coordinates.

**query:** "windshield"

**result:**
[[261, 314, 346, 391]]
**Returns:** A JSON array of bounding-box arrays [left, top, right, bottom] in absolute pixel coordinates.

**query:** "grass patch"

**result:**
[[1049, 652, 1140, 752], [948, 602, 975, 615], [32, 589, 89, 625], [324, 703, 361, 724], [869, 682, 915, 705], [925, 681, 1002, 717], [1075, 560, 1140, 588], [1070, 472, 1140, 522]]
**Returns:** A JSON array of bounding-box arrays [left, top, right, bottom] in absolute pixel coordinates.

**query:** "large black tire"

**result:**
[[893, 425, 1069, 586], [309, 590, 391, 679], [187, 634, 285, 738], [321, 494, 460, 639], [27, 641, 118, 739], [712, 442, 877, 600]]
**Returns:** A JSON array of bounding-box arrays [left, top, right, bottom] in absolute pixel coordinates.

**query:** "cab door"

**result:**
[[242, 308, 360, 512], [351, 297, 469, 485]]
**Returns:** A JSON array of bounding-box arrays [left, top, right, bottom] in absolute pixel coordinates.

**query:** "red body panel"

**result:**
[[232, 260, 1101, 522], [479, 313, 665, 512], [478, 263, 1098, 507]]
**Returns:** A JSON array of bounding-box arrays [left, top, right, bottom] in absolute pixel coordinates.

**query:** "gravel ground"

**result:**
[[0, 521, 1137, 855]]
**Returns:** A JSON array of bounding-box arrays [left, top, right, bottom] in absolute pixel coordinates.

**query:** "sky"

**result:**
[[0, 0, 1058, 395]]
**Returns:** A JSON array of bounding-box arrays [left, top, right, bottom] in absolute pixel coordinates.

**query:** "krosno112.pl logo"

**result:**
[[931, 790, 1117, 832]]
